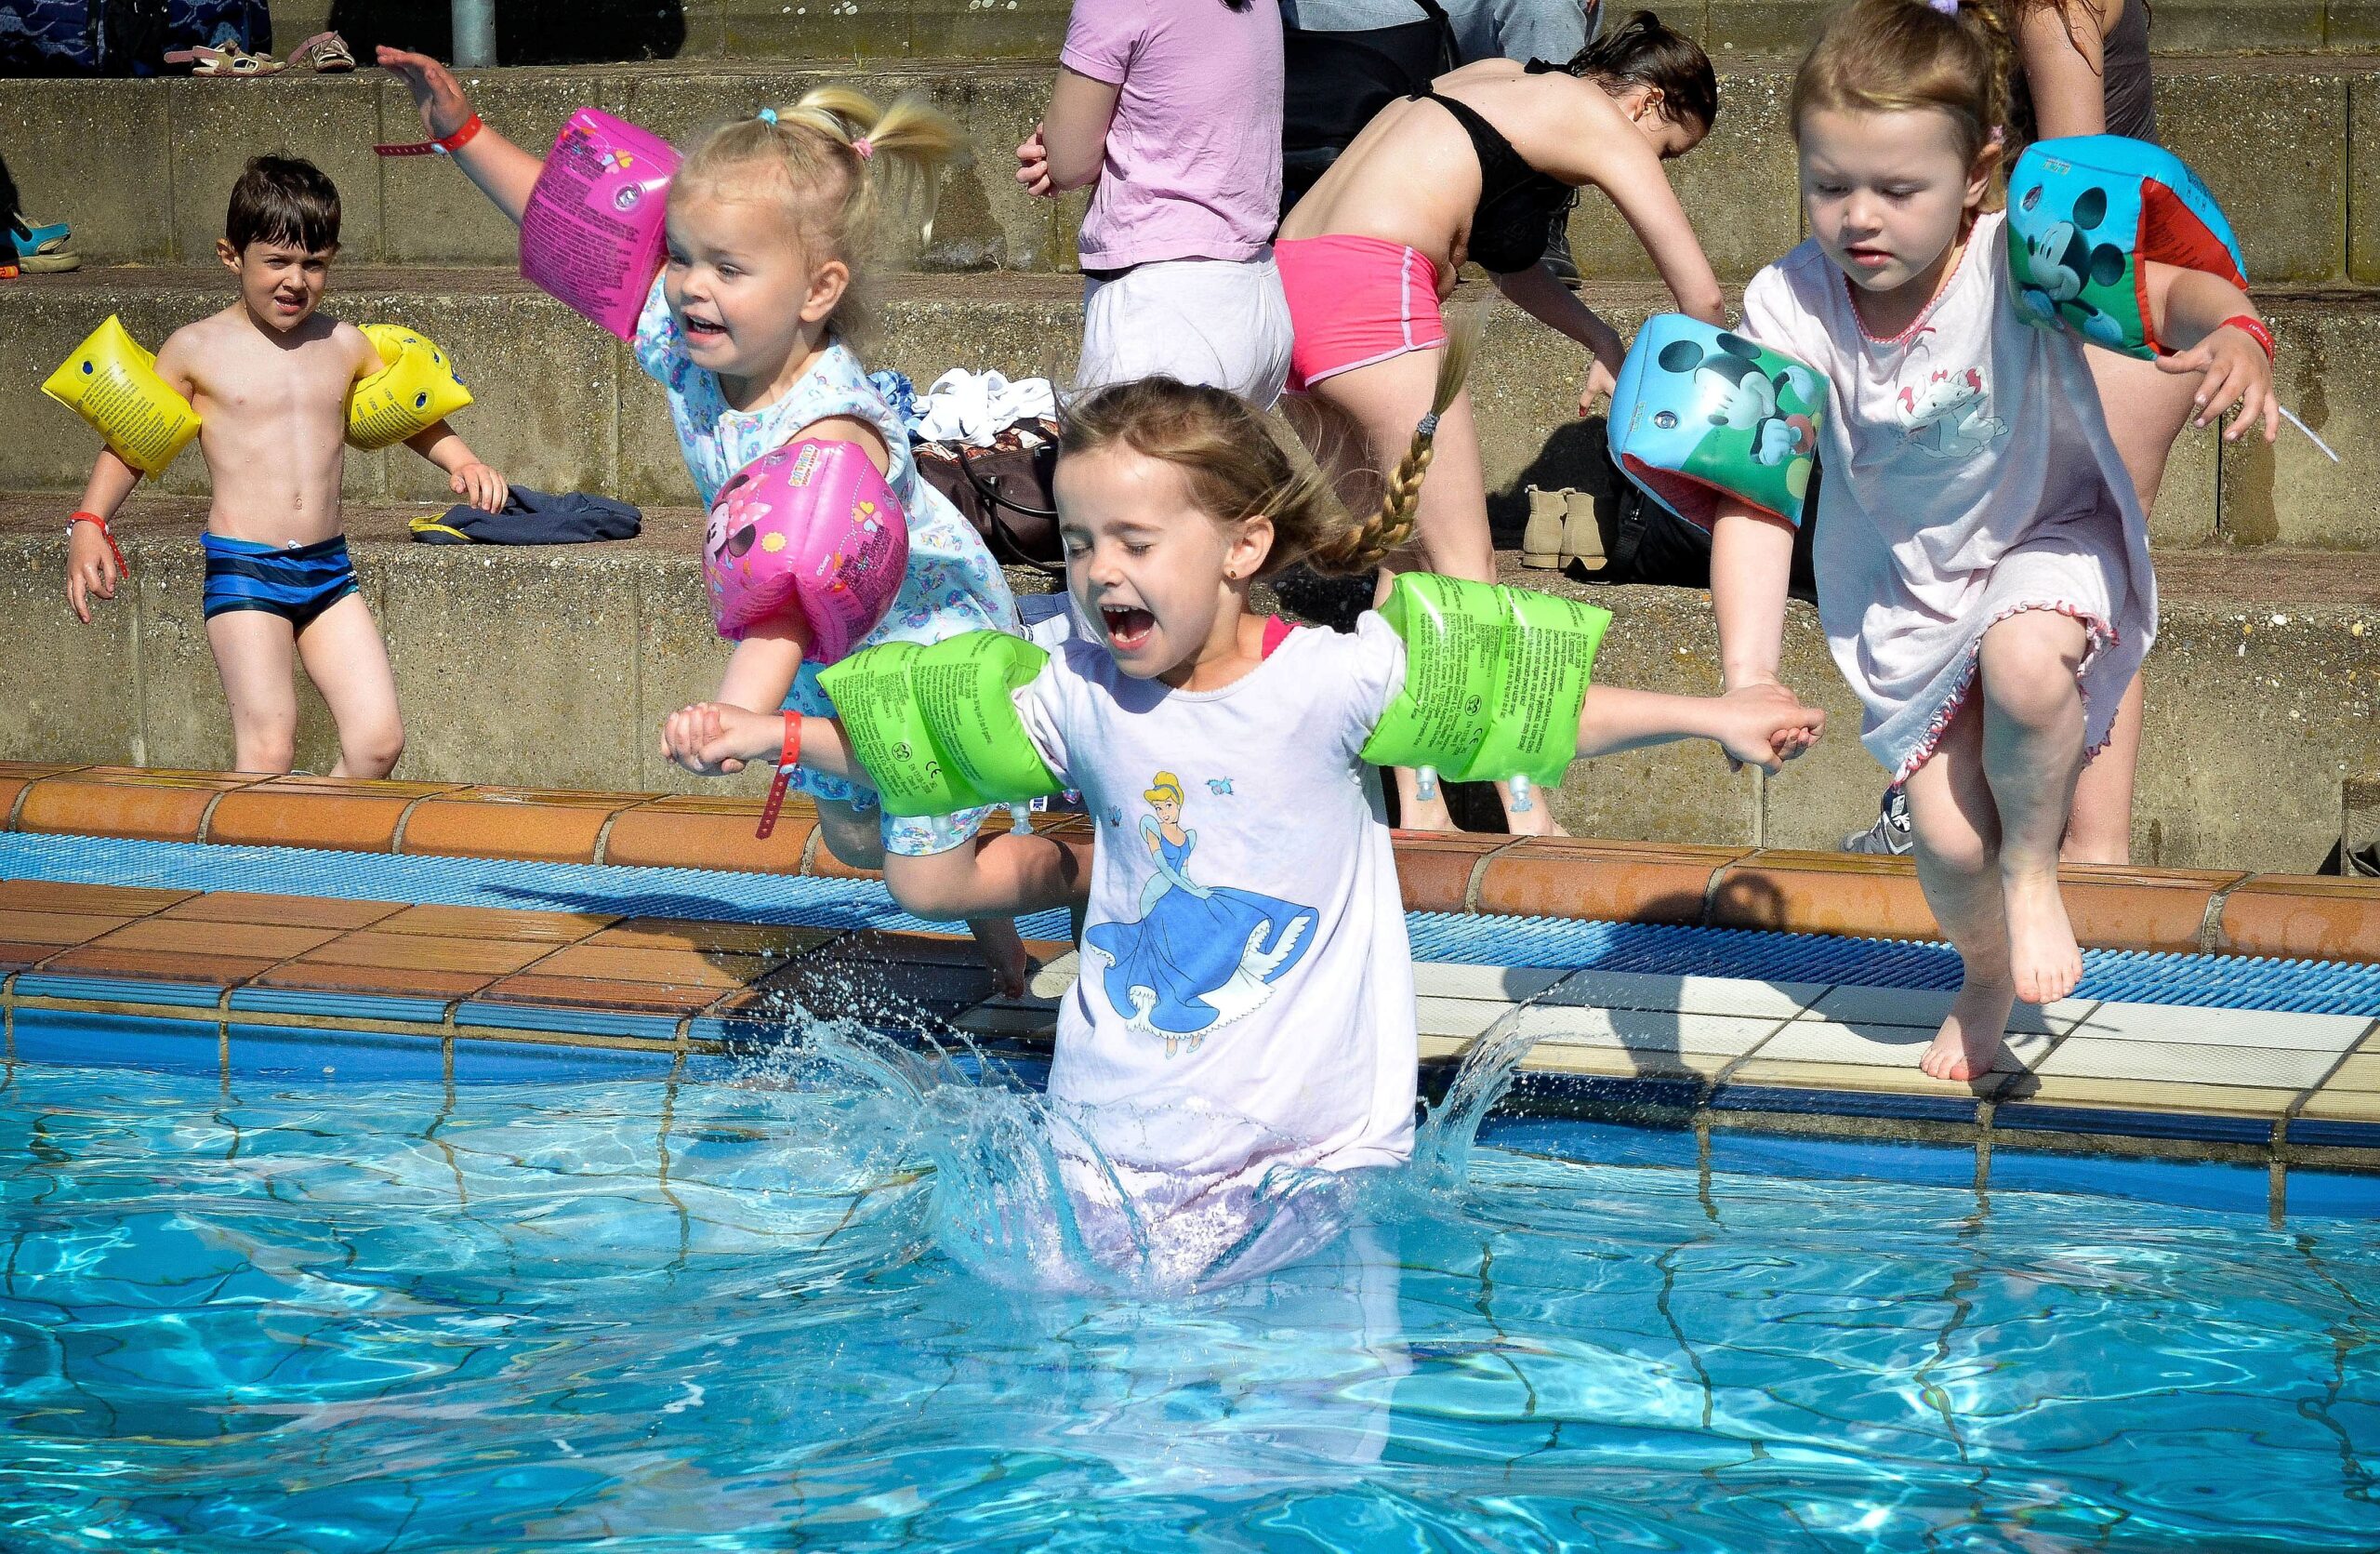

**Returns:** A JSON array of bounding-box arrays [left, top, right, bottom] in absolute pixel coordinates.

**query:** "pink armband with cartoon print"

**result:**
[[703, 439, 909, 664]]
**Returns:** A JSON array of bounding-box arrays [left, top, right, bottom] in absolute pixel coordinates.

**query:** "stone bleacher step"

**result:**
[[7, 266, 2376, 554], [0, 483, 2371, 875], [261, 0, 2380, 66], [4, 55, 2377, 286]]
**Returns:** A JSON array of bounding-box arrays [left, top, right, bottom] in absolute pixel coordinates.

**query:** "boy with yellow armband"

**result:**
[[58, 155, 506, 777]]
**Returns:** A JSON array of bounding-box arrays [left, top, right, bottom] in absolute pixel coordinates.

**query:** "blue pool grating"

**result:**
[[1, 833, 2377, 1017]]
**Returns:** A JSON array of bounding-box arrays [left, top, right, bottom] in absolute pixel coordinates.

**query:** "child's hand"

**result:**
[[448, 461, 509, 513], [2159, 322, 2281, 444], [1710, 684, 1824, 775], [1015, 125, 1054, 199], [662, 701, 785, 777], [377, 46, 475, 139], [64, 523, 119, 625]]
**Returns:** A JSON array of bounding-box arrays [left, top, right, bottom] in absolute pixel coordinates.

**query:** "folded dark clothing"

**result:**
[[413, 487, 642, 545]]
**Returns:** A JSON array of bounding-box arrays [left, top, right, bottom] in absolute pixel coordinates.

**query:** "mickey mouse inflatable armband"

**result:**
[[1606, 314, 1826, 531], [2005, 135, 2246, 360]]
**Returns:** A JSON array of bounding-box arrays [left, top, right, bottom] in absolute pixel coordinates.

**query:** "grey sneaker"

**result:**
[[1843, 786, 1913, 856]]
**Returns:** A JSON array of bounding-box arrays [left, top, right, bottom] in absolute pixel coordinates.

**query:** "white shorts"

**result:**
[[1078, 252, 1294, 410]]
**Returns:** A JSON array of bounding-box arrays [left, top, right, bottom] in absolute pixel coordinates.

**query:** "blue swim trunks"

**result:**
[[200, 533, 361, 630]]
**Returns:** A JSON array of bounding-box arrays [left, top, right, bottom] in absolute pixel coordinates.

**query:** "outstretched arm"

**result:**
[[1576, 681, 1823, 773], [1563, 98, 1727, 327], [378, 46, 545, 224], [1705, 500, 1822, 770], [1492, 261, 1627, 412]]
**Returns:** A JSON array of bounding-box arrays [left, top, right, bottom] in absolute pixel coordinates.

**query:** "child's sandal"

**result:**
[[285, 32, 357, 73], [164, 45, 287, 76]]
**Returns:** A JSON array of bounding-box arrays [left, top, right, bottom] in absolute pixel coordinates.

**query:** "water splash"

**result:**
[[1413, 1005, 1540, 1187]]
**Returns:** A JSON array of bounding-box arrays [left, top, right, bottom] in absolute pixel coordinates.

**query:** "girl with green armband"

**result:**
[[668, 363, 1822, 1189]]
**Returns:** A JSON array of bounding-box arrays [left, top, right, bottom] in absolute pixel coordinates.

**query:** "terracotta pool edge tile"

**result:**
[[1475, 840, 1747, 924], [200, 790, 415, 854], [16, 775, 252, 844], [600, 804, 814, 874], [1706, 849, 1942, 941], [395, 793, 648, 865], [2215, 874, 2380, 963]]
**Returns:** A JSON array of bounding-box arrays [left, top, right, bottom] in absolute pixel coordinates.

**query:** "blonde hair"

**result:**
[[1793, 0, 2014, 194], [1058, 305, 1482, 579], [676, 86, 964, 350], [1144, 773, 1184, 805]]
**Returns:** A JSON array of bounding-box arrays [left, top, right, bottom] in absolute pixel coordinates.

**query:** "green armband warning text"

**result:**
[[816, 631, 1064, 817], [1360, 573, 1611, 793]]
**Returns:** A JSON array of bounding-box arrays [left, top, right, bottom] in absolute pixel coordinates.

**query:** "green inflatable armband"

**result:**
[[817, 631, 1064, 817], [1361, 574, 1610, 810]]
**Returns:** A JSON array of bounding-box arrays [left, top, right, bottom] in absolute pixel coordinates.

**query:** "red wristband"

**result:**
[[374, 113, 484, 158], [69, 511, 130, 578], [2220, 314, 2274, 361], [755, 711, 800, 841]]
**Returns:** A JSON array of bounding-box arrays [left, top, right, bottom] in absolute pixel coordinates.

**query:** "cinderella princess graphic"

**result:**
[[1084, 772, 1316, 1056]]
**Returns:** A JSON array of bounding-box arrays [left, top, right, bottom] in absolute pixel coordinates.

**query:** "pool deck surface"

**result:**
[[2, 764, 2377, 1191]]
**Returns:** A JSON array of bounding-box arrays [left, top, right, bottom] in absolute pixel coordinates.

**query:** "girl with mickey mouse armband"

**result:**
[[673, 345, 1822, 1188], [1669, 0, 2276, 1085]]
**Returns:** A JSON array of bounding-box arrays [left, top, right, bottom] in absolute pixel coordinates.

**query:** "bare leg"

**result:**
[[293, 592, 404, 778], [1902, 699, 2016, 1082], [2067, 349, 2194, 864], [817, 798, 1029, 998], [206, 609, 300, 775], [1977, 610, 2091, 1005], [1302, 360, 1561, 835]]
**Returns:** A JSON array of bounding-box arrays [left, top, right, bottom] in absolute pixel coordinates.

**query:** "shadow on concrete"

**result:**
[[326, 0, 688, 64]]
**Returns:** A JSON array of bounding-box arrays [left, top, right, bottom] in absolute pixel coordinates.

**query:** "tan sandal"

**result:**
[[285, 32, 356, 73], [165, 45, 286, 76]]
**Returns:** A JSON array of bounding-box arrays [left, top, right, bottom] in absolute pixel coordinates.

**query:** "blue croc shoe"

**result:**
[[9, 217, 80, 272]]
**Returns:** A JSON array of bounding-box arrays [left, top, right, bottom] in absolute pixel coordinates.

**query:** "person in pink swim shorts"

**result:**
[[1274, 10, 1730, 833]]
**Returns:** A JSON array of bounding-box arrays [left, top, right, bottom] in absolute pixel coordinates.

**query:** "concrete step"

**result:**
[[267, 0, 2380, 65], [6, 56, 2378, 285], [0, 489, 2371, 872], [7, 267, 2376, 551]]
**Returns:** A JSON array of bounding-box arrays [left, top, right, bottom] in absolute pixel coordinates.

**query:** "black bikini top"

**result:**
[[1412, 61, 1574, 275]]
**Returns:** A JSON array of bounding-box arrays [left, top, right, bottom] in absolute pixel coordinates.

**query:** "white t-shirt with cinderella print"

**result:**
[[631, 272, 1020, 847], [1013, 613, 1419, 1183]]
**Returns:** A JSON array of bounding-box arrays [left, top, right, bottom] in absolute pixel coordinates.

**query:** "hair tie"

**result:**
[[852, 136, 874, 161], [756, 108, 777, 126], [1989, 124, 2005, 145], [1926, 0, 1959, 11]]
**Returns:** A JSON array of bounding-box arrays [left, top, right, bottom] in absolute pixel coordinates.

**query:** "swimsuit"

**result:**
[[199, 532, 360, 629], [1414, 66, 1574, 274], [1274, 235, 1448, 393]]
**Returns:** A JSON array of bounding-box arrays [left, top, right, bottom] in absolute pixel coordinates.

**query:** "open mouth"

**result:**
[[682, 314, 728, 340], [1100, 605, 1156, 651]]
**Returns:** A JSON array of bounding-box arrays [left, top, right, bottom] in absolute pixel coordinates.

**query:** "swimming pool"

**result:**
[[6, 1032, 2375, 1552]]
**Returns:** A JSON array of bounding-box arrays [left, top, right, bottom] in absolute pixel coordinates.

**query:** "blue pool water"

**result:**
[[3, 1040, 2377, 1552]]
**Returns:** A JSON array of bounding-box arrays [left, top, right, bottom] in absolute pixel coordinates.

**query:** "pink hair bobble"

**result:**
[[852, 136, 874, 161]]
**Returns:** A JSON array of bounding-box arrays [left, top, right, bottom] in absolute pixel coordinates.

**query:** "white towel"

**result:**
[[914, 369, 1059, 446]]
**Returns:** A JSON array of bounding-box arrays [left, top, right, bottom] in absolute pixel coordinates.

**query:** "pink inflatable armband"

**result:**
[[520, 109, 680, 340], [705, 440, 911, 663]]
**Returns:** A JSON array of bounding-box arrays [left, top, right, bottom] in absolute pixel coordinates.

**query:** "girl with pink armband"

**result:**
[[378, 48, 1032, 990]]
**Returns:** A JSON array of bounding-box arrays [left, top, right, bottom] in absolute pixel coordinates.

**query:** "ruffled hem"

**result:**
[[1890, 601, 2119, 784]]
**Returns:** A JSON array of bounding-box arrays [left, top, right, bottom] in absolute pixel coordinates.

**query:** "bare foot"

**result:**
[[967, 916, 1031, 1001], [2003, 875, 2083, 1004], [1923, 976, 2015, 1082]]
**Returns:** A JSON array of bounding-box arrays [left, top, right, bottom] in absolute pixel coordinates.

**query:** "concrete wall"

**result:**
[[4, 529, 2372, 871], [7, 60, 2380, 282], [4, 276, 2353, 546]]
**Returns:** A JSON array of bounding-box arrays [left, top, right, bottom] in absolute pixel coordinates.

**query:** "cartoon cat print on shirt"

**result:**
[[1895, 366, 2008, 459]]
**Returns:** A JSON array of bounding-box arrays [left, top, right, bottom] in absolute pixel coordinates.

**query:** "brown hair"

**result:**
[[1792, 0, 2015, 177], [226, 153, 340, 254], [676, 86, 964, 349], [1058, 310, 1482, 579], [1570, 11, 1720, 135]]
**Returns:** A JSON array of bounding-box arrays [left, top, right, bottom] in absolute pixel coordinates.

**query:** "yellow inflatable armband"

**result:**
[[41, 315, 202, 477], [346, 324, 473, 450]]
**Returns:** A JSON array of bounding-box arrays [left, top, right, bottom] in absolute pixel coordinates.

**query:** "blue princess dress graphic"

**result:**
[[1086, 820, 1316, 1054]]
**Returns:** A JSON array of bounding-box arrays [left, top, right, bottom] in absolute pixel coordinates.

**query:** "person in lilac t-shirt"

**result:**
[[1017, 0, 1294, 406]]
